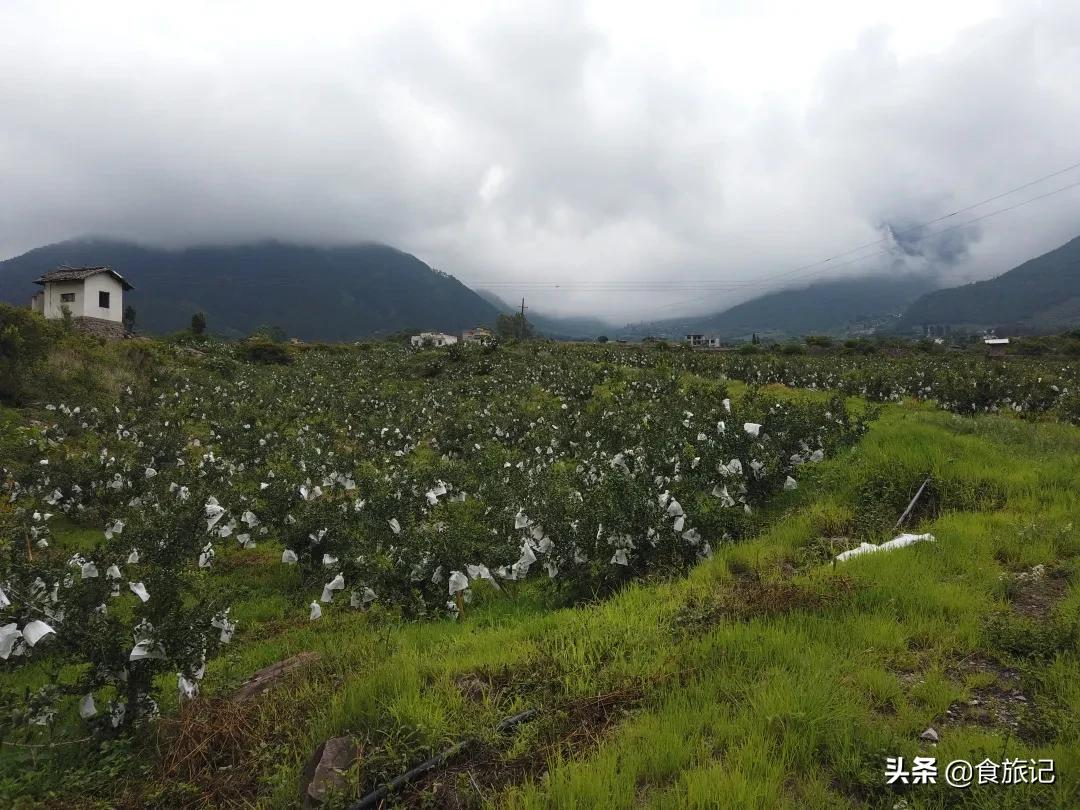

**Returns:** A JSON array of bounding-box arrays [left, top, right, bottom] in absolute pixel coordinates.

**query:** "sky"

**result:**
[[2, 0, 1079, 321]]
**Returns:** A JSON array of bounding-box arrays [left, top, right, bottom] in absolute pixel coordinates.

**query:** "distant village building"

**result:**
[[685, 334, 728, 349], [31, 266, 132, 339], [462, 326, 495, 344], [983, 336, 1010, 357], [410, 331, 459, 348]]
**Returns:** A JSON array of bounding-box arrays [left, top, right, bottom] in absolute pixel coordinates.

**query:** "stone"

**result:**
[[233, 651, 319, 702], [300, 736, 357, 807], [72, 316, 126, 340], [919, 726, 939, 743]]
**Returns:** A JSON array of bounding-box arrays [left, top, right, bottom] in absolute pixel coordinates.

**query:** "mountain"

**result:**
[[476, 289, 616, 339], [898, 234, 1080, 333], [0, 238, 501, 341], [621, 274, 937, 341]]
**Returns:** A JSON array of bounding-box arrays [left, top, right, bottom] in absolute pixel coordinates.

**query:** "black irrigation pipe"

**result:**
[[350, 709, 539, 810]]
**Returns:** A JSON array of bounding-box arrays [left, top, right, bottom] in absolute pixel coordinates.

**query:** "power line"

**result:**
[[466, 158, 1080, 294], [96, 159, 1080, 303], [648, 175, 1080, 313]]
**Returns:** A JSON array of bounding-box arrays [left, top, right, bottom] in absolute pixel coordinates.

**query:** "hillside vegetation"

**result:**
[[0, 239, 500, 340], [621, 275, 936, 341], [1, 316, 1079, 808], [900, 235, 1080, 333]]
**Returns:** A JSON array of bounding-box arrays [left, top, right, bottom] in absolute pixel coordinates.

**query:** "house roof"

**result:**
[[984, 338, 1010, 345], [34, 266, 133, 290]]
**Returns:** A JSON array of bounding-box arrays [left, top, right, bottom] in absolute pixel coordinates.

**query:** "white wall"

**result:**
[[39, 274, 124, 322], [412, 332, 459, 347], [81, 273, 124, 322], [41, 280, 84, 319]]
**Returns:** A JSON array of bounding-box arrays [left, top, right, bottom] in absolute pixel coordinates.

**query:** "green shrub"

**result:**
[[0, 305, 61, 404], [237, 339, 292, 365], [1016, 337, 1050, 356]]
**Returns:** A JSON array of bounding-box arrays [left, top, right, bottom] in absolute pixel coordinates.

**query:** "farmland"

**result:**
[[2, 328, 1080, 808]]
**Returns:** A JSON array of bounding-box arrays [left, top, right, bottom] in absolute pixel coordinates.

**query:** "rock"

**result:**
[[300, 736, 357, 807], [233, 651, 319, 702], [919, 726, 939, 743]]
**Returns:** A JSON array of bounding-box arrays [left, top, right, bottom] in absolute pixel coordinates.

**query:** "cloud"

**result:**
[[881, 219, 982, 268], [2, 0, 1080, 321]]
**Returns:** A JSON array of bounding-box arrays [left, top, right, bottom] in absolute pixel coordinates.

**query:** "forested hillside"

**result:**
[[0, 239, 500, 340]]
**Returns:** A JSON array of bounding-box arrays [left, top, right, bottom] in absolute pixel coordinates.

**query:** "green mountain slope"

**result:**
[[899, 234, 1080, 332], [0, 238, 500, 340], [622, 274, 936, 341]]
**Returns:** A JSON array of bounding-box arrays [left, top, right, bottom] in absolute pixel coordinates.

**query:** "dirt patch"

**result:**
[[154, 698, 261, 808], [793, 537, 852, 572], [149, 660, 336, 808], [943, 654, 1032, 738], [455, 675, 490, 703], [726, 557, 760, 583], [672, 575, 857, 635], [451, 664, 517, 705], [401, 745, 537, 810], [1004, 564, 1070, 619], [212, 547, 271, 572], [397, 687, 645, 808]]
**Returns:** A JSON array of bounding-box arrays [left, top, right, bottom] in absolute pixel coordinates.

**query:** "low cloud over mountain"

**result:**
[[3, 1, 1080, 320]]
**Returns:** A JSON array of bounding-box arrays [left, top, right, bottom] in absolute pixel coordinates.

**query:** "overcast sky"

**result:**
[[2, 0, 1079, 320]]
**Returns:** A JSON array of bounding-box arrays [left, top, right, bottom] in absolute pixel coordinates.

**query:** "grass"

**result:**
[[5, 397, 1080, 807]]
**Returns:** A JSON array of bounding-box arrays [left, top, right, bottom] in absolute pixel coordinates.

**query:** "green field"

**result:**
[[1, 324, 1079, 808]]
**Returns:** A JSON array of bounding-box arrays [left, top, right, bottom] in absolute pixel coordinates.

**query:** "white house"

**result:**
[[983, 336, 1010, 356], [31, 266, 132, 339], [686, 334, 726, 348], [410, 331, 459, 348]]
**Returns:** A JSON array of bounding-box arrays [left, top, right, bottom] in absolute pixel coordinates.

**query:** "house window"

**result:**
[[99, 291, 110, 308], [60, 293, 75, 302]]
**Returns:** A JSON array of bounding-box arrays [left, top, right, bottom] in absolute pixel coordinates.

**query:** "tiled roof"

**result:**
[[35, 266, 133, 290]]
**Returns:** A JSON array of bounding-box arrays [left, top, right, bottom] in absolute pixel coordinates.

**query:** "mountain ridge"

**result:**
[[0, 238, 501, 341], [6, 233, 1080, 343], [619, 274, 938, 341], [898, 234, 1080, 332]]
